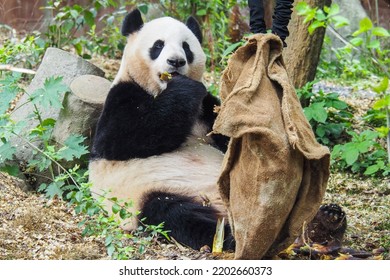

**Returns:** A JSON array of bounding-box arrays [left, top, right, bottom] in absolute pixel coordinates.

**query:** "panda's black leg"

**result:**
[[140, 191, 235, 251]]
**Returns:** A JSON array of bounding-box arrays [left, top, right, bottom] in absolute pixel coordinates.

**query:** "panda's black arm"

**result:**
[[91, 76, 207, 160], [201, 93, 229, 153]]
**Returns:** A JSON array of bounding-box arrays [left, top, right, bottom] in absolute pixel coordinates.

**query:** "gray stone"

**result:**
[[9, 48, 105, 185], [326, 0, 368, 50]]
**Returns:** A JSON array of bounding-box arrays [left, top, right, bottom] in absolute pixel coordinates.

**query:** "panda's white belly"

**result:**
[[89, 139, 225, 230]]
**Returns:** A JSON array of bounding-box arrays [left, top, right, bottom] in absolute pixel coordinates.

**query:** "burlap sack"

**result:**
[[212, 34, 330, 259]]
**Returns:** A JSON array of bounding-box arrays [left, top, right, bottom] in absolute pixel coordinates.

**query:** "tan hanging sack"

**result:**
[[213, 34, 330, 259]]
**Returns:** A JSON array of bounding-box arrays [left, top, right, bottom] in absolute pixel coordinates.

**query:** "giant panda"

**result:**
[[89, 9, 347, 252], [89, 9, 233, 250]]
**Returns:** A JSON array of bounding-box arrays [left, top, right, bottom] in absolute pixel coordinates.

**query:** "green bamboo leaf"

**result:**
[[222, 41, 244, 58], [119, 208, 128, 220]]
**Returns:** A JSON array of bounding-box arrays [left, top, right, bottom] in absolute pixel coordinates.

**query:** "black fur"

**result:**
[[140, 190, 235, 250], [186, 16, 203, 44], [306, 204, 347, 247], [122, 9, 144, 36], [201, 93, 229, 153], [150, 40, 164, 60], [182, 42, 194, 64], [167, 58, 186, 68], [91, 75, 208, 161]]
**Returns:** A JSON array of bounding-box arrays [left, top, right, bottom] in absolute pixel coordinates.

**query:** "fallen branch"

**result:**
[[0, 64, 36, 75]]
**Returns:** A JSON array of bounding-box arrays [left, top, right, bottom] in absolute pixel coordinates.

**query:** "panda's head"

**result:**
[[114, 9, 206, 96]]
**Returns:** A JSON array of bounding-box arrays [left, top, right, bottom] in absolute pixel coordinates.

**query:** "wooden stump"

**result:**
[[53, 74, 111, 150], [9, 48, 106, 188]]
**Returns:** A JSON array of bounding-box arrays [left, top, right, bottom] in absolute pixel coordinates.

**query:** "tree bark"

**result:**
[[283, 0, 332, 89]]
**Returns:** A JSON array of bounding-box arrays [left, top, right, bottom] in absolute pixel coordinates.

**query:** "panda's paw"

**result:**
[[316, 204, 346, 231], [167, 74, 207, 95], [305, 203, 347, 247]]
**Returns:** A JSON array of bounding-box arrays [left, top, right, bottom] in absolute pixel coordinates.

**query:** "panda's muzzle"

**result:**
[[167, 58, 186, 68]]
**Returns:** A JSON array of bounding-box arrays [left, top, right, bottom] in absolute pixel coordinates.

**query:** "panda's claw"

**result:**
[[302, 203, 347, 248]]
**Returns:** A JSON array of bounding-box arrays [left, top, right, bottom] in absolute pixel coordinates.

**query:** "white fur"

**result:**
[[89, 138, 225, 230], [113, 17, 206, 96]]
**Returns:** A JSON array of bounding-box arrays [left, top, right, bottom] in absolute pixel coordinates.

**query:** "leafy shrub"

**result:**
[[331, 130, 389, 177], [0, 33, 45, 68], [0, 72, 168, 259], [44, 0, 127, 58], [297, 1, 390, 177], [297, 81, 352, 146], [297, 2, 389, 81]]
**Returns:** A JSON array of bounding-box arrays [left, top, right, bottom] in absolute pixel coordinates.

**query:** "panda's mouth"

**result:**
[[159, 71, 180, 82]]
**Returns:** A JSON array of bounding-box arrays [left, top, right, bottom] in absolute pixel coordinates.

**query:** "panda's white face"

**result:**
[[115, 17, 206, 96]]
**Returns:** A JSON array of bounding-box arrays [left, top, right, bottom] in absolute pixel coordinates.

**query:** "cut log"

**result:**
[[10, 48, 105, 163], [52, 74, 111, 149]]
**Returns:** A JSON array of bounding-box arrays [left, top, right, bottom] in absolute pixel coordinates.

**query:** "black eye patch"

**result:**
[[149, 40, 164, 60], [182, 42, 194, 64]]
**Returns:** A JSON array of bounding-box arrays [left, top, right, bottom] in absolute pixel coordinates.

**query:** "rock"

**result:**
[[325, 0, 368, 50], [10, 48, 105, 162], [52, 75, 111, 151], [9, 48, 105, 187]]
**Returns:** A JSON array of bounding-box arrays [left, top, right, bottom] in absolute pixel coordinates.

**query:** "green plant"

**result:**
[[297, 2, 389, 80], [43, 0, 127, 58], [371, 77, 390, 162], [64, 167, 169, 259], [0, 72, 169, 259], [297, 1, 390, 176], [331, 129, 389, 177], [0, 33, 45, 69], [296, 2, 350, 35], [297, 81, 352, 146]]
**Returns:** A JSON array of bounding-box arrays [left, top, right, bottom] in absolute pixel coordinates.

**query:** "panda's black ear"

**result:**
[[186, 16, 202, 44], [122, 9, 144, 36]]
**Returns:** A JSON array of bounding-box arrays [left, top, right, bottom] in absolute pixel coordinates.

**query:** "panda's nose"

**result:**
[[167, 58, 186, 68]]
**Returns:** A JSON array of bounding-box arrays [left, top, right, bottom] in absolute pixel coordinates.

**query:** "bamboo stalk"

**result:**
[[0, 64, 36, 75]]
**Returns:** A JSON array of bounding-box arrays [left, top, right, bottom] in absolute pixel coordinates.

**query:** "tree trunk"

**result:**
[[283, 0, 332, 89]]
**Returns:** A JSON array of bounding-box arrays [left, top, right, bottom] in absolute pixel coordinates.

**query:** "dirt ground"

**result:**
[[1, 32, 388, 260], [0, 170, 388, 260]]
